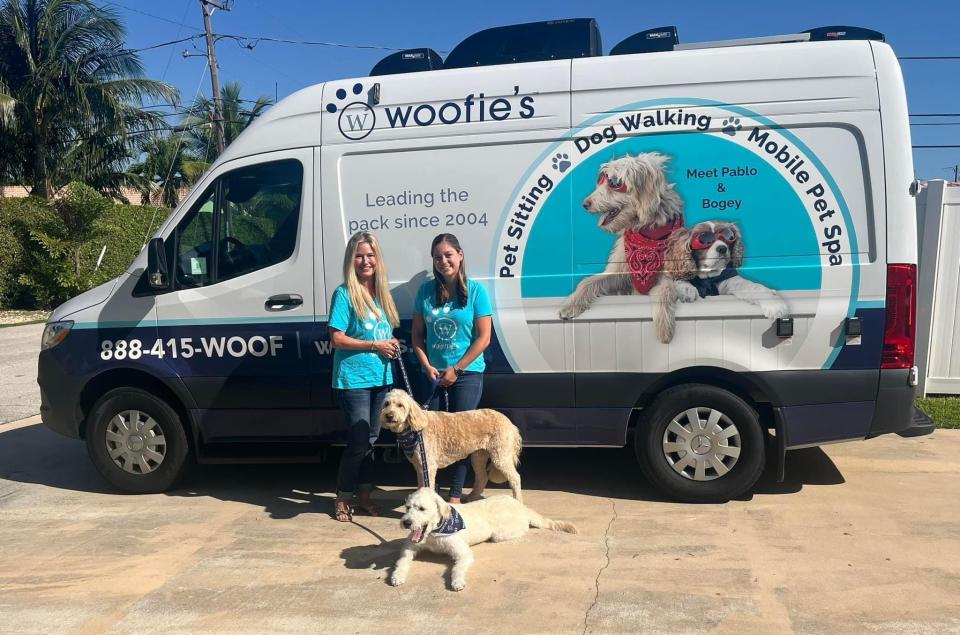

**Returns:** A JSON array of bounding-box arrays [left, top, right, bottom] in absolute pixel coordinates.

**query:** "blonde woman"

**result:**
[[329, 231, 400, 522]]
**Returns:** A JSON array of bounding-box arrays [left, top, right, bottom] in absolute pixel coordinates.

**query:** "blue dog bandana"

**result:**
[[431, 505, 466, 537], [690, 266, 738, 298]]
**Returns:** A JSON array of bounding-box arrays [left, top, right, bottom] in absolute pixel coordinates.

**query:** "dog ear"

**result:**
[[406, 396, 428, 432], [628, 153, 667, 203], [731, 231, 745, 269], [435, 493, 450, 522], [664, 229, 697, 280]]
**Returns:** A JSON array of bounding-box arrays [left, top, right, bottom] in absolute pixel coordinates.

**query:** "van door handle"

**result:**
[[265, 294, 303, 311]]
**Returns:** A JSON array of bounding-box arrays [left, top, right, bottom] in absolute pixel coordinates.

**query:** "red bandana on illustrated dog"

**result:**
[[623, 214, 684, 293]]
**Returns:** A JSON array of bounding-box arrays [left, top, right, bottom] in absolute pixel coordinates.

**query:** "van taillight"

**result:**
[[881, 263, 917, 369]]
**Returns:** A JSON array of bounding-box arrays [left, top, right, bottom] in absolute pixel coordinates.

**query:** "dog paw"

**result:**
[[722, 117, 742, 137], [450, 579, 466, 592], [676, 283, 698, 303], [559, 302, 583, 320], [388, 574, 405, 587], [761, 300, 789, 320], [551, 152, 571, 174]]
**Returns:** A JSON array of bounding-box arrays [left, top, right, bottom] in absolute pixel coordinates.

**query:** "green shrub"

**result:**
[[0, 184, 170, 309]]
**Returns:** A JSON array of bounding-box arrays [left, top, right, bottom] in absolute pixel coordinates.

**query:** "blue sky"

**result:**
[[107, 0, 959, 180]]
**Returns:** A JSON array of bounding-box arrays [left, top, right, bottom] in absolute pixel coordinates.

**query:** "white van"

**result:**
[[38, 20, 931, 502]]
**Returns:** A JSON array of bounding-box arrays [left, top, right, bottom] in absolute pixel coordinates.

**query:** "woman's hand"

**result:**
[[425, 365, 440, 382], [438, 366, 459, 387], [371, 339, 399, 359]]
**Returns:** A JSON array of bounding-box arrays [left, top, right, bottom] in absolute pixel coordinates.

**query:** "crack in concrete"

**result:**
[[583, 498, 617, 635]]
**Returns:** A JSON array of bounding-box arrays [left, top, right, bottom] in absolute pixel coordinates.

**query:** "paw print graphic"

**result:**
[[325, 82, 364, 113], [722, 118, 742, 137], [552, 153, 571, 173]]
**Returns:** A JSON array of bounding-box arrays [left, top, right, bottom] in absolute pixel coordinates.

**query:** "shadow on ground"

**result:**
[[1, 423, 844, 520]]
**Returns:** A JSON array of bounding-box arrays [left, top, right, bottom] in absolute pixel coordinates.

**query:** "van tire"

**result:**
[[85, 388, 189, 494], [636, 384, 765, 503]]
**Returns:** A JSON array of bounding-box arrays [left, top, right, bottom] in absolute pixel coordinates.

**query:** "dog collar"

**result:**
[[623, 214, 684, 294], [431, 505, 466, 536], [690, 266, 738, 298]]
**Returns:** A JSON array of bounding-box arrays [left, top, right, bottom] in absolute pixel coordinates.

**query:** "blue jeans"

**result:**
[[336, 384, 391, 498], [425, 371, 483, 499]]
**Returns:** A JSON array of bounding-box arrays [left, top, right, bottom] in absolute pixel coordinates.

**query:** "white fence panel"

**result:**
[[916, 180, 960, 395]]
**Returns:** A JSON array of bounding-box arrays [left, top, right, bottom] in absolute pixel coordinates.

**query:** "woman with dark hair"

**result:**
[[411, 233, 493, 503]]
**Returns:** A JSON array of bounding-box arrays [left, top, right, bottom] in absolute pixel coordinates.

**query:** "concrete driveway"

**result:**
[[1, 415, 959, 634], [0, 322, 43, 424], [1, 321, 959, 633]]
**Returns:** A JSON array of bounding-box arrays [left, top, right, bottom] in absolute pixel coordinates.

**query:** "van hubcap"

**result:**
[[105, 410, 166, 475], [662, 407, 741, 481]]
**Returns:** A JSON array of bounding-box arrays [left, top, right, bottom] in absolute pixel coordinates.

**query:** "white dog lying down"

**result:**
[[379, 388, 523, 502], [389, 487, 578, 591]]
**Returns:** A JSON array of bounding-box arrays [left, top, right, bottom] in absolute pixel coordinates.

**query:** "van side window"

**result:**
[[170, 159, 303, 289], [217, 160, 303, 281], [174, 190, 216, 289]]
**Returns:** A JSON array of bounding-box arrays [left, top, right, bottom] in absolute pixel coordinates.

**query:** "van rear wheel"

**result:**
[[636, 384, 765, 503], [86, 388, 189, 494]]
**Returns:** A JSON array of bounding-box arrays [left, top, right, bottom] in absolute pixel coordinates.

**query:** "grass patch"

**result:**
[[916, 397, 960, 429]]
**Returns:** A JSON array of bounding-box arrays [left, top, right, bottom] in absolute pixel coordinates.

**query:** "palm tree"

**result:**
[[186, 81, 271, 163], [0, 0, 178, 197], [126, 134, 205, 208]]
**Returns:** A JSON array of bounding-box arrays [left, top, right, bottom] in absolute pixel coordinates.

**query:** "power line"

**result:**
[[159, 0, 196, 81], [100, 1, 196, 29], [913, 145, 960, 148], [126, 34, 205, 54], [909, 113, 960, 117], [216, 33, 445, 53], [910, 122, 960, 126], [899, 56, 960, 60]]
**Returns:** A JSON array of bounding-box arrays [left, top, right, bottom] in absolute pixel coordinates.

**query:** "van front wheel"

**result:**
[[636, 384, 765, 503], [85, 388, 189, 494]]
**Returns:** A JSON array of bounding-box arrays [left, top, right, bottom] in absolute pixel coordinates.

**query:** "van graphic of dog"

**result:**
[[558, 152, 684, 320], [656, 220, 789, 343]]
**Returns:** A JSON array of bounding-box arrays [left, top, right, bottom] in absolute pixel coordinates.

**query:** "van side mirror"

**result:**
[[146, 237, 169, 290]]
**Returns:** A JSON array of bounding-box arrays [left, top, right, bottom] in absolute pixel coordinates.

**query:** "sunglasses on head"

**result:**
[[690, 227, 737, 250], [596, 173, 628, 193]]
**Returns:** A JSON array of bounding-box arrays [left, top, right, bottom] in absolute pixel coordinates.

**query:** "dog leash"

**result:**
[[393, 345, 449, 411], [392, 346, 450, 489]]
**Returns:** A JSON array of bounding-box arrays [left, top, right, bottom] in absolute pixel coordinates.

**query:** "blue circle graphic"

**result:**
[[521, 133, 821, 298]]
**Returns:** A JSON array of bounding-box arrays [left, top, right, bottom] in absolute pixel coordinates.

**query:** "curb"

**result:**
[[0, 414, 41, 432]]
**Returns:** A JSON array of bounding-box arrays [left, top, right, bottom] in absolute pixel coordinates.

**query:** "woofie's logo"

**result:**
[[326, 83, 537, 141], [326, 83, 376, 141]]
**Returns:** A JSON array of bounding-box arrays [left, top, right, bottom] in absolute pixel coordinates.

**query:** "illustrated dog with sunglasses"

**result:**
[[656, 220, 789, 344], [559, 153, 684, 320]]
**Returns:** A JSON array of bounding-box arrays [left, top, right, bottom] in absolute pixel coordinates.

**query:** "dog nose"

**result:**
[[717, 244, 728, 256], [401, 518, 412, 529], [582, 198, 592, 210]]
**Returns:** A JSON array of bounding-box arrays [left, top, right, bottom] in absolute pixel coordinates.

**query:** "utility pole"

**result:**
[[200, 0, 229, 155]]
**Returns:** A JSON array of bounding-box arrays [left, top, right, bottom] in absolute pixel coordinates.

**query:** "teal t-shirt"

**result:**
[[329, 285, 394, 389], [414, 278, 492, 372]]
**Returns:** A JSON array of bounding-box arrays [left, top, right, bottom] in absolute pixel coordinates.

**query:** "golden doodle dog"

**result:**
[[559, 152, 685, 320], [379, 389, 523, 502], [389, 487, 577, 591]]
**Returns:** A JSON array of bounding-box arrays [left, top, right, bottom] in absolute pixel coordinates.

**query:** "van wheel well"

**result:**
[[79, 370, 194, 449], [629, 367, 775, 430]]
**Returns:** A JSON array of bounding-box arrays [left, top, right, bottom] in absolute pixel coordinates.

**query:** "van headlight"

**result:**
[[41, 321, 74, 351]]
